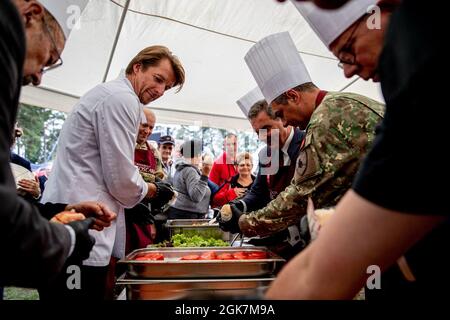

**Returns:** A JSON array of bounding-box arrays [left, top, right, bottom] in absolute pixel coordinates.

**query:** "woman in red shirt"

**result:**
[[212, 152, 255, 208]]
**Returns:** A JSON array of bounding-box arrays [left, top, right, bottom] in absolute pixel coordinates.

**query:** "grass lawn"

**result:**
[[3, 287, 39, 300]]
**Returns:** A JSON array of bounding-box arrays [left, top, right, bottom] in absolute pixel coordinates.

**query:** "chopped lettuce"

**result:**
[[171, 234, 229, 247]]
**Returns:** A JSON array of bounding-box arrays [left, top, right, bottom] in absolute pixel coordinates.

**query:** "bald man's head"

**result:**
[[143, 108, 156, 124], [137, 108, 156, 145]]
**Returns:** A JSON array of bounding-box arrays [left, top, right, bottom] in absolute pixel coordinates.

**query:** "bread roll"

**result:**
[[308, 207, 335, 241], [51, 211, 86, 224], [314, 208, 334, 226]]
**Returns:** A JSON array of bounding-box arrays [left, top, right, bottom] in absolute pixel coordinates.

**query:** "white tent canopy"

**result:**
[[20, 0, 384, 131]]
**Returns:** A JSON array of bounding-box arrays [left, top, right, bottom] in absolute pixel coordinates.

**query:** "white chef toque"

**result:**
[[39, 0, 89, 39], [236, 87, 265, 118], [290, 0, 377, 47], [244, 31, 311, 104]]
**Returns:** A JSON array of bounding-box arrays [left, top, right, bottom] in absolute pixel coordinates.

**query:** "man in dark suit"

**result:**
[[219, 100, 305, 259], [0, 0, 115, 289], [11, 152, 31, 171]]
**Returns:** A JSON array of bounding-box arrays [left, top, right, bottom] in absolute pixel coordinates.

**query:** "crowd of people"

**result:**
[[1, 0, 446, 302]]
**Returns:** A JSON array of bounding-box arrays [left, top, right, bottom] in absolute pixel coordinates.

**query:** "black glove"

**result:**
[[212, 208, 221, 218], [125, 202, 155, 226], [216, 203, 243, 234], [67, 217, 96, 263], [155, 181, 175, 201], [228, 199, 245, 212], [150, 181, 175, 209]]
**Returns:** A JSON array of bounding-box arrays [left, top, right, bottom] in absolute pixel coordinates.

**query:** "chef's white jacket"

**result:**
[[42, 71, 148, 266]]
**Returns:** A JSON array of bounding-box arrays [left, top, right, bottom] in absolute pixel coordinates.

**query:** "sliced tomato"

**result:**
[[143, 253, 164, 260], [217, 253, 235, 260], [180, 254, 200, 260], [200, 251, 217, 260], [247, 251, 268, 259], [135, 256, 150, 261], [135, 253, 165, 261], [233, 252, 249, 260]]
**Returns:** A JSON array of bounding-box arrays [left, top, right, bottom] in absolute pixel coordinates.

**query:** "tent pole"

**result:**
[[338, 77, 359, 92], [102, 0, 131, 83]]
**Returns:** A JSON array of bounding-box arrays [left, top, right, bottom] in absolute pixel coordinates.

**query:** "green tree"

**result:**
[[15, 104, 66, 164]]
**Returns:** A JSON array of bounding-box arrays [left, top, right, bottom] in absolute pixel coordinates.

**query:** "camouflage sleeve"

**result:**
[[238, 96, 382, 237], [238, 136, 318, 237]]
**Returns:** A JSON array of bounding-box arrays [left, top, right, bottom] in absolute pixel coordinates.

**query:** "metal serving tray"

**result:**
[[116, 277, 274, 300], [119, 247, 285, 279], [165, 219, 231, 241]]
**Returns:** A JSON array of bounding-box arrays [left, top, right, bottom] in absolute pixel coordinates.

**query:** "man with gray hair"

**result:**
[[1, 0, 116, 291]]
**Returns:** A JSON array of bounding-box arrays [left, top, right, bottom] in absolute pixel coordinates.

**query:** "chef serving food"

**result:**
[[217, 31, 384, 261], [41, 44, 185, 300]]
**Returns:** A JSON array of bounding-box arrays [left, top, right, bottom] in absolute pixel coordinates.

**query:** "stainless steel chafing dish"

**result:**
[[165, 219, 231, 241], [116, 277, 274, 300], [118, 247, 285, 279]]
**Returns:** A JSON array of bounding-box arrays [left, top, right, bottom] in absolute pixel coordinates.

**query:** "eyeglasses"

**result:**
[[41, 18, 63, 74], [337, 15, 366, 69]]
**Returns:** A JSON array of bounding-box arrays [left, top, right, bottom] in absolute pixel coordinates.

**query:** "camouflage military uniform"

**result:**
[[239, 92, 385, 237]]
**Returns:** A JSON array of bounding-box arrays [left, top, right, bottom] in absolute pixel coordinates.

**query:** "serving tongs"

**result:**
[[208, 214, 243, 246], [230, 233, 243, 247], [208, 216, 217, 225]]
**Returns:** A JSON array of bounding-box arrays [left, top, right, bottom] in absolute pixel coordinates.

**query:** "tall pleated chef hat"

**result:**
[[236, 87, 265, 118], [244, 31, 311, 104], [290, 0, 377, 47], [39, 0, 89, 39]]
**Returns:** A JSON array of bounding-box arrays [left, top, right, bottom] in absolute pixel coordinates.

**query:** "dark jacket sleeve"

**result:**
[[1, 169, 71, 288], [0, 1, 71, 288], [241, 166, 271, 212], [10, 152, 32, 171], [36, 202, 68, 220]]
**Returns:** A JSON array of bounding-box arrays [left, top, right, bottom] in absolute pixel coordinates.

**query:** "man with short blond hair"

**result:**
[[125, 45, 185, 95], [41, 42, 185, 299]]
